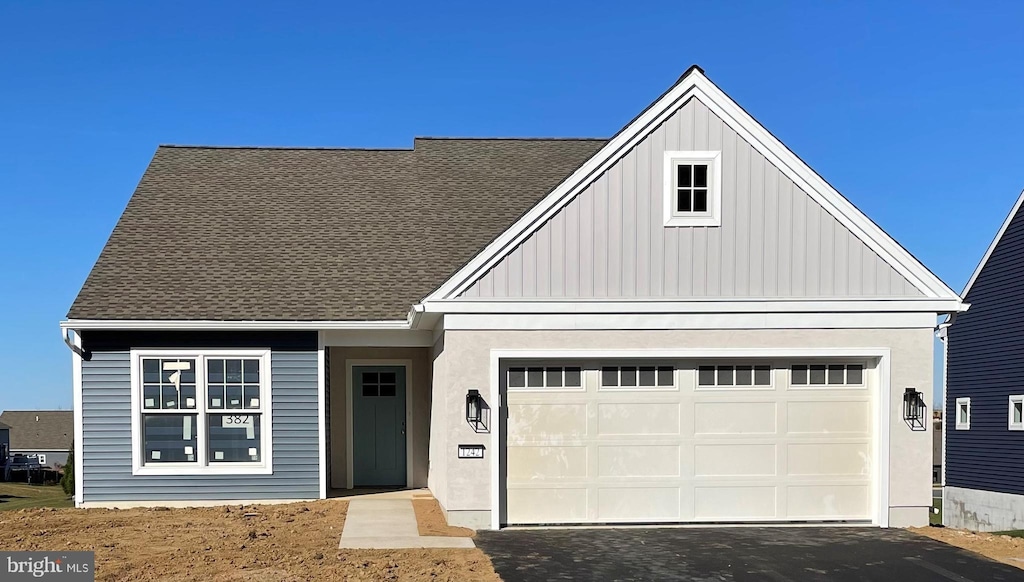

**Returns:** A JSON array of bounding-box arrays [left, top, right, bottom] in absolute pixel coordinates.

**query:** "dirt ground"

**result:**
[[0, 499, 500, 582], [412, 499, 475, 537], [911, 526, 1024, 570]]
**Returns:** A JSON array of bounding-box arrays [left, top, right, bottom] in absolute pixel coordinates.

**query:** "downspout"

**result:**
[[935, 309, 963, 527]]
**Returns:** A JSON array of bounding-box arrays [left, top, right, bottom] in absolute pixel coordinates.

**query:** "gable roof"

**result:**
[[960, 189, 1024, 300], [68, 138, 605, 321], [0, 411, 73, 451], [424, 66, 962, 306]]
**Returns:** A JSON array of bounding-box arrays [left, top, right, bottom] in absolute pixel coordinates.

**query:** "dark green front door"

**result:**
[[353, 366, 407, 487]]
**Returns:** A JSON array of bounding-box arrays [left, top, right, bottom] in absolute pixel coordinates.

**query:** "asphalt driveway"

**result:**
[[475, 527, 1024, 582]]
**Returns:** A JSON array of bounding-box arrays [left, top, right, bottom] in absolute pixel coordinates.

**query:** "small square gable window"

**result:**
[[664, 151, 721, 227]]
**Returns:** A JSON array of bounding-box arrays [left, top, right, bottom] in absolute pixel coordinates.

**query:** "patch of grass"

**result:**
[[0, 482, 73, 511], [993, 530, 1024, 538], [930, 498, 943, 526]]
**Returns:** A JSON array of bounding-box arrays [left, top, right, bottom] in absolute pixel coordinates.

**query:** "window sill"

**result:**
[[132, 463, 273, 477], [664, 215, 721, 227]]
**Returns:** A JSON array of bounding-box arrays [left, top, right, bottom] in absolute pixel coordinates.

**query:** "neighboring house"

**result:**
[[61, 66, 964, 529], [0, 421, 10, 461], [944, 188, 1024, 531], [933, 411, 943, 484], [0, 411, 73, 470]]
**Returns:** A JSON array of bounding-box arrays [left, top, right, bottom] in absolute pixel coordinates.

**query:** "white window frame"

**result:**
[[1010, 395, 1024, 431], [955, 397, 971, 431], [663, 150, 722, 227], [36, 454, 46, 465], [696, 363, 774, 390], [130, 348, 273, 476]]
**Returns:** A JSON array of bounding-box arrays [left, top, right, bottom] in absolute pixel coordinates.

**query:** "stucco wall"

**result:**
[[327, 347, 431, 489], [431, 327, 934, 528]]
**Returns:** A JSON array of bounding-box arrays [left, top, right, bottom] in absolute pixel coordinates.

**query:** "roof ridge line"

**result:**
[[414, 136, 607, 141], [158, 144, 414, 151]]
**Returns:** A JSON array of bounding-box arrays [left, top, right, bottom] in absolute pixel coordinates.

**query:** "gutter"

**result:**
[[59, 319, 411, 331]]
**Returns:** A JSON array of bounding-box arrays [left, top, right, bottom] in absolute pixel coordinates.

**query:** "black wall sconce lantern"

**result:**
[[466, 389, 489, 433], [466, 389, 482, 424], [903, 387, 926, 430]]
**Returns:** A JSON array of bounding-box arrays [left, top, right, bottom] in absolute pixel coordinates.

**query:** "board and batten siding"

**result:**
[[947, 202, 1024, 496], [81, 350, 319, 502], [460, 97, 920, 300]]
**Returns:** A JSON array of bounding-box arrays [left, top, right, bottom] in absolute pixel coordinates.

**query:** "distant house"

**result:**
[[933, 412, 942, 484], [944, 189, 1024, 531], [0, 421, 9, 460], [0, 411, 73, 471]]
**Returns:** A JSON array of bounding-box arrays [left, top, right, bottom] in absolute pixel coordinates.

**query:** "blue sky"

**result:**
[[1, 1, 1022, 410]]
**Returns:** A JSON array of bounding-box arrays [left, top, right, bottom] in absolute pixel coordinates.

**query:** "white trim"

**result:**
[[321, 329, 434, 347], [424, 299, 961, 314], [425, 69, 960, 303], [60, 319, 411, 331], [663, 150, 722, 227], [876, 353, 890, 528], [961, 189, 1024, 298], [344, 359, 414, 489], [443, 312, 939, 331], [129, 349, 274, 476], [1009, 395, 1024, 431], [955, 397, 971, 430], [317, 332, 327, 499], [71, 333, 84, 507], [488, 347, 892, 530]]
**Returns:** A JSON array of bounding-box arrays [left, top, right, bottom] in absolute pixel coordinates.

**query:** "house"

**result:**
[[933, 411, 943, 484], [61, 66, 964, 529], [0, 420, 9, 461], [0, 411, 74, 471], [943, 188, 1024, 531]]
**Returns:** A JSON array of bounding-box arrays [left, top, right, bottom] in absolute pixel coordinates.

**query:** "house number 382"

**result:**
[[223, 415, 251, 425]]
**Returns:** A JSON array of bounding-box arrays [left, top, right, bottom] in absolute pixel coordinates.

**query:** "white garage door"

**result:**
[[503, 360, 875, 525]]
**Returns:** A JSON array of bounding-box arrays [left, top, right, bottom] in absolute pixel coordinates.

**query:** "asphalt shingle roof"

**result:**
[[68, 138, 606, 321], [0, 411, 73, 451]]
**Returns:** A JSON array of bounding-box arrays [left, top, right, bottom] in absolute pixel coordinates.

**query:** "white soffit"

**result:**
[[423, 66, 961, 305]]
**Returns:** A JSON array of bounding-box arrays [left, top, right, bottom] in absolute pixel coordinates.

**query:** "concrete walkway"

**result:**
[[339, 498, 475, 549]]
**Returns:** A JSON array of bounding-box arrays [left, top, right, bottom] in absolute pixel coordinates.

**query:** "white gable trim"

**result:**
[[961, 188, 1024, 299], [423, 67, 961, 305]]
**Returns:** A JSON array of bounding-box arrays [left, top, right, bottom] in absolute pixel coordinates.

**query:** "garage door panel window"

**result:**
[[791, 364, 864, 388], [508, 366, 582, 390], [601, 366, 675, 390], [697, 365, 772, 389]]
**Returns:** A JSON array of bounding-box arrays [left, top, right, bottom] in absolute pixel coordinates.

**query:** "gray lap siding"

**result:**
[[946, 204, 1024, 496], [81, 350, 319, 502]]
